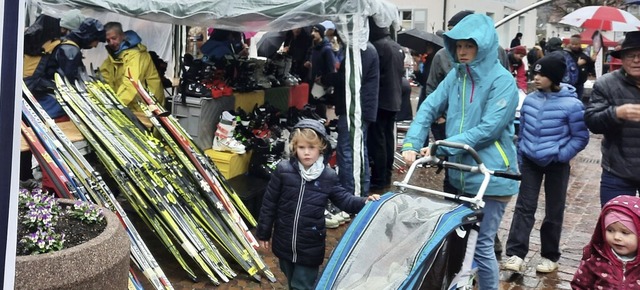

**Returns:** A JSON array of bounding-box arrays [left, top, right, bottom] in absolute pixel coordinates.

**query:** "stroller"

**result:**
[[316, 141, 520, 290]]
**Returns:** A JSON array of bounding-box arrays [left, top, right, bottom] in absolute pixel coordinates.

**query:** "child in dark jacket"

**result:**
[[572, 195, 640, 289], [257, 119, 380, 289], [504, 54, 589, 274]]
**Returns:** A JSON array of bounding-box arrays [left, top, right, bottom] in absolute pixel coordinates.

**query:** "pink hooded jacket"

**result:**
[[572, 195, 640, 289]]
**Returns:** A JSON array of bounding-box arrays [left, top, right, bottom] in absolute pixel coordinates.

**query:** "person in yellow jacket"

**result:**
[[100, 22, 164, 111]]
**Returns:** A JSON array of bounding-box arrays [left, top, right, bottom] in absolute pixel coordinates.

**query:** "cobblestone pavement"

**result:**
[[133, 133, 604, 289]]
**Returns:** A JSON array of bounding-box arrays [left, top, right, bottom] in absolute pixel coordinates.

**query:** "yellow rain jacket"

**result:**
[[100, 33, 164, 111]]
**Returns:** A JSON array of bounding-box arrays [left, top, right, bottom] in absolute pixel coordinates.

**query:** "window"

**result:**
[[398, 9, 428, 32]]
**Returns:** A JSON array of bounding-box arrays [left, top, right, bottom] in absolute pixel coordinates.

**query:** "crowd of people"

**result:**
[[21, 8, 640, 290]]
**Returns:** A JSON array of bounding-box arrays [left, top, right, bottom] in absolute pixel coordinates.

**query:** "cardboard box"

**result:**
[[204, 149, 252, 179]]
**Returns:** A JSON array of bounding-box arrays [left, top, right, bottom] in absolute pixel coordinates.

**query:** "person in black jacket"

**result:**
[[584, 31, 640, 207], [330, 42, 380, 197], [567, 34, 595, 100], [367, 16, 405, 190], [257, 119, 380, 289]]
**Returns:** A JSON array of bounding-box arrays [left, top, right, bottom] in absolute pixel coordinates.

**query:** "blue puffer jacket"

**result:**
[[402, 14, 520, 197], [519, 84, 589, 166], [256, 158, 366, 267]]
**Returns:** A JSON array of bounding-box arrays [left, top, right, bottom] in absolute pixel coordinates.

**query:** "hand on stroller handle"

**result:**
[[396, 140, 520, 207]]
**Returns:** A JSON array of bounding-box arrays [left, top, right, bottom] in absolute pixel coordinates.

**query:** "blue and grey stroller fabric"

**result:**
[[316, 192, 481, 290]]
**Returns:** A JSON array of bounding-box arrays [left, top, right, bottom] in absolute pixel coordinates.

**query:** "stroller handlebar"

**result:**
[[394, 140, 521, 207]]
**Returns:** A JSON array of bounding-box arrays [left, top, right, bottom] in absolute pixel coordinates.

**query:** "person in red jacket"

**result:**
[[571, 195, 640, 289], [508, 45, 528, 92]]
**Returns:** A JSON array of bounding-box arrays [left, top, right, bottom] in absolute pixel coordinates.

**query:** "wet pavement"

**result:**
[[130, 132, 604, 289]]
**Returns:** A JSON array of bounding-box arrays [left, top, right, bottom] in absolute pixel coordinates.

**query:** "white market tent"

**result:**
[[31, 0, 397, 194]]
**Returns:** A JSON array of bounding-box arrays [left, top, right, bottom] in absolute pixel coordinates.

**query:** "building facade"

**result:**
[[389, 0, 541, 48]]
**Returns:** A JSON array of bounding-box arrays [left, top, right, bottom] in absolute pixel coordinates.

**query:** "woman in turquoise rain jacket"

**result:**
[[401, 14, 519, 290]]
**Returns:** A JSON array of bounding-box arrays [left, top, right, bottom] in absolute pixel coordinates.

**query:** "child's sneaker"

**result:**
[[502, 255, 525, 272], [338, 211, 351, 223], [324, 210, 340, 229], [535, 258, 558, 273]]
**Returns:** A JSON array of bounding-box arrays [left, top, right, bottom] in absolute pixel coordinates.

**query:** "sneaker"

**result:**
[[535, 258, 558, 273], [338, 211, 351, 223], [324, 210, 340, 229], [502, 255, 525, 272]]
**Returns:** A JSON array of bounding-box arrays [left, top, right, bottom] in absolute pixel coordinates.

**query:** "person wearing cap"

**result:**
[[401, 14, 519, 290], [584, 31, 640, 207], [304, 23, 337, 118], [571, 195, 640, 289], [23, 18, 106, 195], [257, 119, 380, 289], [545, 37, 563, 54], [503, 54, 589, 274], [508, 45, 528, 92], [26, 18, 106, 121], [59, 9, 84, 36], [320, 20, 345, 65], [100, 22, 164, 110]]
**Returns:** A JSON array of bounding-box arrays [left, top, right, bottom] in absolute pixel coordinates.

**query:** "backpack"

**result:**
[[24, 14, 60, 56], [23, 39, 78, 96], [561, 50, 580, 86]]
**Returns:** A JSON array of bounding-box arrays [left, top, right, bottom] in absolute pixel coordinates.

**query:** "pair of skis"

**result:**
[[22, 82, 173, 289]]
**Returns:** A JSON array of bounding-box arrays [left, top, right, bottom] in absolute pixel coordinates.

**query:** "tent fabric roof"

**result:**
[[35, 0, 399, 33]]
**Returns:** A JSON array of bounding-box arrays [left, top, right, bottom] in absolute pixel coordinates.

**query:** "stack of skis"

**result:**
[[20, 73, 275, 289]]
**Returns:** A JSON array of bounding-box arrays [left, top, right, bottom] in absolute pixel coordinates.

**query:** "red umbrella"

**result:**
[[560, 6, 640, 31]]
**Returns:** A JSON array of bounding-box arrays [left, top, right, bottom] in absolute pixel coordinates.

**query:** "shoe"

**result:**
[[535, 258, 558, 273], [212, 111, 246, 154], [324, 210, 340, 229], [19, 179, 41, 190], [327, 202, 346, 224], [502, 256, 525, 272], [338, 211, 351, 223]]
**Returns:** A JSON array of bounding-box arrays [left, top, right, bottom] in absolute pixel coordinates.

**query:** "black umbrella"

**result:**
[[257, 31, 287, 57], [397, 28, 444, 53]]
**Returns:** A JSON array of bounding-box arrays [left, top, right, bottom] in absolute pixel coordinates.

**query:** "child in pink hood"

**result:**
[[572, 195, 640, 289]]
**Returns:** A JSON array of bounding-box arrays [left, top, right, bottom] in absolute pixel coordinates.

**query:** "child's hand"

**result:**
[[259, 240, 271, 252], [365, 194, 381, 203]]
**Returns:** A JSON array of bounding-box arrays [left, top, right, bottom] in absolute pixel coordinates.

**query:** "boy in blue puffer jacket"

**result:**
[[503, 54, 589, 274], [257, 119, 380, 289]]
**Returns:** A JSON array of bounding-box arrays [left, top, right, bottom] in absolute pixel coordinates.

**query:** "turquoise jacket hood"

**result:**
[[402, 14, 520, 197], [112, 30, 142, 55]]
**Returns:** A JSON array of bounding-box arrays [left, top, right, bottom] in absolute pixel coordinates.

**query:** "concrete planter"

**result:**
[[15, 199, 130, 290]]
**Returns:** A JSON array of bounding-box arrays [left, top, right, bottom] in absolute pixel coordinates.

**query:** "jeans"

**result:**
[[367, 109, 397, 188], [475, 198, 508, 290], [337, 116, 370, 196], [505, 157, 570, 262], [279, 258, 319, 290], [600, 169, 640, 207]]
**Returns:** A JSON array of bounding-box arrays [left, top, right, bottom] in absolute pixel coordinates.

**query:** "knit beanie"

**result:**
[[448, 11, 474, 27], [605, 210, 637, 235], [511, 45, 527, 56], [60, 9, 84, 30], [534, 54, 565, 85], [312, 24, 326, 39]]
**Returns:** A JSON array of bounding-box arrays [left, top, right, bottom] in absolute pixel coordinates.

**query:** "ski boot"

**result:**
[[212, 111, 246, 154]]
